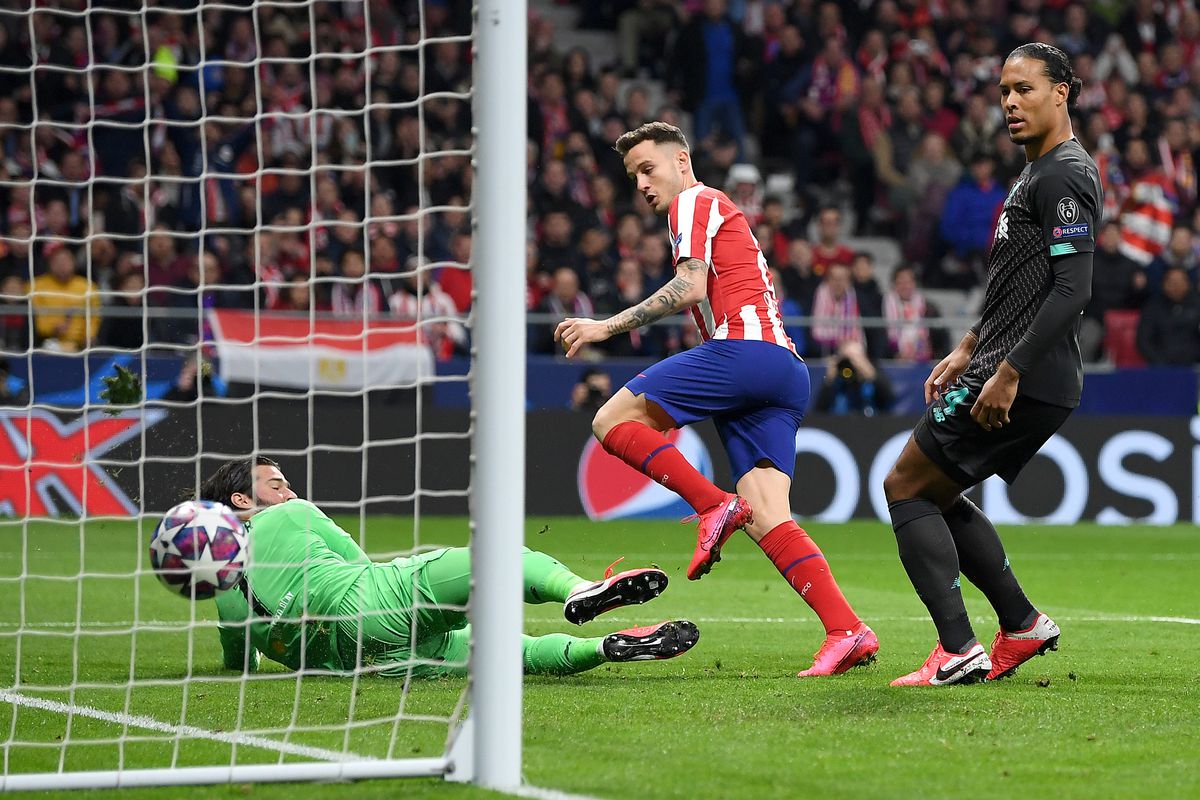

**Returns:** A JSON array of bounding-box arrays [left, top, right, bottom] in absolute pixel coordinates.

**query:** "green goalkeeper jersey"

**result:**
[[214, 499, 373, 673]]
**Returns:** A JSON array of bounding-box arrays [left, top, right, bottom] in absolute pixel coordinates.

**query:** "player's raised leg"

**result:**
[[592, 386, 735, 519], [593, 370, 752, 575], [883, 437, 991, 686], [420, 544, 672, 618], [417, 546, 669, 627], [737, 463, 877, 676], [413, 622, 701, 677], [564, 557, 669, 625]]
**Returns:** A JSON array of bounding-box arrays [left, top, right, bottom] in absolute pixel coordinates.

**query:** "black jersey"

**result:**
[[966, 138, 1103, 408]]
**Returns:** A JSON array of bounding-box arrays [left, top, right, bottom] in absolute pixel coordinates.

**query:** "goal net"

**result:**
[[0, 0, 525, 790]]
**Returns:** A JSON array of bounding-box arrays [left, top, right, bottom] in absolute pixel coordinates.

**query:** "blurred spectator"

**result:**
[[811, 207, 854, 278], [899, 133, 962, 262], [667, 0, 756, 158], [951, 93, 1001, 165], [814, 340, 894, 417], [577, 227, 618, 308], [0, 273, 28, 352], [617, 1, 678, 78], [99, 271, 148, 350], [438, 231, 474, 314], [883, 265, 947, 362], [606, 256, 668, 357], [165, 251, 240, 344], [725, 163, 764, 227], [539, 210, 578, 272], [810, 262, 864, 357], [534, 266, 595, 355], [850, 251, 885, 358], [145, 227, 188, 294], [1157, 117, 1197, 217], [1136, 268, 1200, 365], [1146, 225, 1199, 292], [272, 276, 323, 314], [935, 153, 1006, 287], [388, 263, 466, 361], [0, 222, 33, 281], [330, 251, 385, 315], [1117, 138, 1178, 265], [779, 239, 819, 312], [570, 366, 614, 412], [1082, 221, 1148, 362], [636, 232, 672, 289], [29, 246, 100, 352]]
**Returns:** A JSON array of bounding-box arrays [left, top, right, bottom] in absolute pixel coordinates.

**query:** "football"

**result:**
[[149, 500, 248, 600]]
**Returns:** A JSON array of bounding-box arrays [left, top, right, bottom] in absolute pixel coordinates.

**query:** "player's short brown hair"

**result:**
[[614, 122, 689, 157]]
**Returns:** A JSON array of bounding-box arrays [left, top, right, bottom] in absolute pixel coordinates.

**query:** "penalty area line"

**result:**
[[0, 690, 370, 763]]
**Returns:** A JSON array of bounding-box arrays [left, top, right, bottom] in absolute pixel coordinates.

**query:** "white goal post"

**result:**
[[0, 0, 526, 792]]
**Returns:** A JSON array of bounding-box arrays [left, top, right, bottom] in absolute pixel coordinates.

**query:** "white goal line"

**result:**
[[522, 613, 1200, 626], [0, 689, 370, 764]]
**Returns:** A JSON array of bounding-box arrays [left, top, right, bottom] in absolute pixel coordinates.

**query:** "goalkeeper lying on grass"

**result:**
[[199, 456, 698, 677]]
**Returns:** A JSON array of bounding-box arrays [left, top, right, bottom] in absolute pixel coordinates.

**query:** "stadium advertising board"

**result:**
[[0, 409, 166, 517], [3, 403, 1199, 524]]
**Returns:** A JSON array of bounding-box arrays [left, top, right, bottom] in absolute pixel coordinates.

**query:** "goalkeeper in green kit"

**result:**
[[200, 456, 698, 677]]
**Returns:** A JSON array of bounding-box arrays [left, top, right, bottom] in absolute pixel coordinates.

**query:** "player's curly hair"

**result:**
[[614, 121, 689, 157], [1007, 42, 1082, 108], [198, 456, 279, 506]]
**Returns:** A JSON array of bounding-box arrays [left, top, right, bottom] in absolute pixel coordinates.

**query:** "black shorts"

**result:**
[[913, 380, 1073, 488]]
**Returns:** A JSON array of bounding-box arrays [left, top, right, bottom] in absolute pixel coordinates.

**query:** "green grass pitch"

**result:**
[[2, 516, 1198, 799]]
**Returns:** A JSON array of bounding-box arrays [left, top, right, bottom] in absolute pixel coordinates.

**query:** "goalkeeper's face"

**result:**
[[623, 140, 690, 216], [233, 465, 298, 517]]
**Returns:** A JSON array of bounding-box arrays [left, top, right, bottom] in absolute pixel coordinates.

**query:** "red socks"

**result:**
[[601, 421, 725, 514], [758, 521, 860, 635]]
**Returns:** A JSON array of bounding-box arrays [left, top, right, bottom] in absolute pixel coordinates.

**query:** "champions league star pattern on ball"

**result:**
[[149, 500, 248, 600]]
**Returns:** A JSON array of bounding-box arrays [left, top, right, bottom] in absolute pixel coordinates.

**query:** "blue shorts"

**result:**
[[624, 339, 810, 482]]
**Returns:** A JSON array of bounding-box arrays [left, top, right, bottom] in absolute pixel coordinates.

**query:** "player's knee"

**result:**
[[883, 466, 912, 504], [591, 407, 614, 443]]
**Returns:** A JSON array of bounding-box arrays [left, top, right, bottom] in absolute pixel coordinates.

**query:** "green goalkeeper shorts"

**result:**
[[335, 547, 472, 677]]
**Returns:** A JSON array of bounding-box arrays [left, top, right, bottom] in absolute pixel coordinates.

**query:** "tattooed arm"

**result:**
[[554, 258, 708, 358]]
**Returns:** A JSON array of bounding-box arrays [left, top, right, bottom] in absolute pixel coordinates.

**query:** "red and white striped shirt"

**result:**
[[667, 183, 798, 357]]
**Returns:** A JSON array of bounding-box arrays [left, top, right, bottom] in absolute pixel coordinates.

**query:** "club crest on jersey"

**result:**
[[994, 211, 1009, 242], [1052, 223, 1089, 239], [1056, 197, 1079, 224]]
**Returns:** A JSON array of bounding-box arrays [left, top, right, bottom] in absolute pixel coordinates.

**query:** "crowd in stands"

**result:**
[[533, 0, 1200, 367], [2, 0, 1200, 373], [0, 0, 474, 359]]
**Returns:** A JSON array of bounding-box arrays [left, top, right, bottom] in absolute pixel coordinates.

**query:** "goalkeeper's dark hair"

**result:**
[[1007, 42, 1082, 108], [198, 456, 279, 506], [614, 121, 689, 157]]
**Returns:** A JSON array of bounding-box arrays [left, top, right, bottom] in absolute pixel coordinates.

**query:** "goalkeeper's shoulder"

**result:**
[[257, 498, 332, 524]]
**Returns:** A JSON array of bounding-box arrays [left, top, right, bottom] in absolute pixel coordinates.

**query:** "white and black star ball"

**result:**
[[149, 500, 248, 600]]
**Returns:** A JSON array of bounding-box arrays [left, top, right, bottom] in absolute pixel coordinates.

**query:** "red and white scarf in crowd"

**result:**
[[811, 283, 864, 350], [884, 290, 931, 361]]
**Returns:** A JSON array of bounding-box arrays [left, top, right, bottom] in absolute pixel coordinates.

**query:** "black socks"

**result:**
[[888, 498, 977, 654], [944, 497, 1037, 632]]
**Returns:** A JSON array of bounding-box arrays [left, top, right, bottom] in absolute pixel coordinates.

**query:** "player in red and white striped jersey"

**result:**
[[555, 122, 876, 677], [667, 180, 798, 352]]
